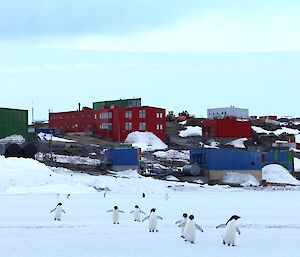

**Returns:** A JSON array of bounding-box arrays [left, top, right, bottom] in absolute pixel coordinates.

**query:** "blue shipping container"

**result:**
[[105, 148, 139, 166], [35, 128, 55, 134], [262, 150, 294, 172], [190, 148, 262, 170]]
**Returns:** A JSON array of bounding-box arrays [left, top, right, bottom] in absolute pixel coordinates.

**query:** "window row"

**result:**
[[100, 123, 112, 131]]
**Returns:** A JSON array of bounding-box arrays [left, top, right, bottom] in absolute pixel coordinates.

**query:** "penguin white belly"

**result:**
[[180, 218, 187, 236], [134, 210, 141, 221], [180, 223, 185, 236], [184, 222, 196, 243], [113, 211, 119, 224], [149, 215, 157, 231], [223, 221, 236, 245], [55, 207, 62, 220]]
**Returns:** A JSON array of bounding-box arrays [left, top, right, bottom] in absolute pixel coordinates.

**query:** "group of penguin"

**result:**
[[51, 203, 241, 245]]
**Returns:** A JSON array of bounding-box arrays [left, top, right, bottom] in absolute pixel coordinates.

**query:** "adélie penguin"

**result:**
[[130, 205, 146, 222], [107, 206, 124, 224], [50, 203, 66, 221], [180, 215, 203, 244], [216, 215, 241, 246], [142, 208, 163, 232], [175, 213, 188, 238]]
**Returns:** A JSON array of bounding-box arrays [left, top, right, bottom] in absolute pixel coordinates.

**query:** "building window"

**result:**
[[125, 111, 132, 119], [102, 112, 112, 119], [139, 109, 146, 118], [156, 124, 163, 130], [160, 113, 163, 118], [101, 123, 112, 131], [139, 122, 146, 131], [156, 113, 163, 118], [125, 122, 132, 131]]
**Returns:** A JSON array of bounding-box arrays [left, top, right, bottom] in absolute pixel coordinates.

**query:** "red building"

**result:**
[[202, 117, 252, 139], [49, 106, 166, 142]]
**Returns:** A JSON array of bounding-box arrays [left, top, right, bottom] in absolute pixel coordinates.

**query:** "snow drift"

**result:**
[[153, 149, 189, 161], [262, 164, 300, 185], [229, 138, 247, 149], [125, 131, 167, 152], [222, 172, 260, 187], [179, 126, 202, 137]]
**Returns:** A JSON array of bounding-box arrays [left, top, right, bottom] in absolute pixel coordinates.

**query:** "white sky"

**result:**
[[0, 1, 300, 121]]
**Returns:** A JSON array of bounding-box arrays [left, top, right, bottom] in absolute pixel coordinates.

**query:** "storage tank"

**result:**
[[182, 164, 201, 176], [5, 143, 22, 157], [0, 143, 6, 155], [22, 143, 38, 158]]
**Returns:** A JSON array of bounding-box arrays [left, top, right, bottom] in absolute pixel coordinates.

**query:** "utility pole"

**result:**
[[31, 101, 34, 125]]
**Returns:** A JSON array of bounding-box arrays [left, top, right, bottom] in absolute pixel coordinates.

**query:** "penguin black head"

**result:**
[[57, 203, 62, 206], [114, 206, 118, 210], [183, 213, 188, 218], [226, 215, 241, 224], [151, 208, 156, 212], [189, 215, 194, 220], [231, 215, 241, 220], [135, 205, 139, 208]]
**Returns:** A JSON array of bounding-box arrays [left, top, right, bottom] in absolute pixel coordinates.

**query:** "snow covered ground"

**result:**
[[229, 138, 247, 149], [35, 153, 102, 166], [1, 189, 300, 257], [1, 157, 300, 257], [179, 126, 202, 137], [252, 126, 300, 137], [0, 134, 25, 144], [153, 149, 190, 162]]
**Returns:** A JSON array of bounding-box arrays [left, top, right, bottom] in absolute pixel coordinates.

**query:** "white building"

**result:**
[[207, 106, 249, 119]]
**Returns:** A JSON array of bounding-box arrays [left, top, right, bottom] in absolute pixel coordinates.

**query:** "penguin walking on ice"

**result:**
[[107, 206, 124, 224], [175, 213, 188, 238], [180, 215, 203, 244], [50, 203, 66, 221], [142, 208, 163, 232], [216, 215, 241, 246], [130, 205, 146, 222]]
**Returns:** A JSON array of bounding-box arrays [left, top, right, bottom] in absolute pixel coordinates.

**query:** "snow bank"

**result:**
[[153, 149, 189, 161], [262, 164, 300, 185], [0, 156, 96, 194], [36, 153, 102, 165], [252, 126, 271, 134], [125, 131, 167, 152], [179, 126, 202, 137], [294, 158, 300, 172], [222, 172, 260, 187], [0, 156, 194, 195], [38, 133, 76, 143], [252, 126, 300, 136], [229, 138, 247, 148], [0, 135, 25, 144]]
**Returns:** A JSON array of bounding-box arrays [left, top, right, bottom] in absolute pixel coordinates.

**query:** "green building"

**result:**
[[0, 107, 29, 139], [93, 98, 141, 110]]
